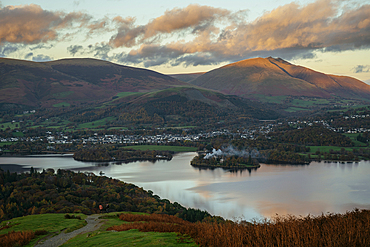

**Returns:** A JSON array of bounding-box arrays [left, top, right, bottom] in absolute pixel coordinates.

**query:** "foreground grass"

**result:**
[[0, 213, 86, 247], [124, 145, 197, 152], [62, 212, 197, 247], [110, 210, 370, 247]]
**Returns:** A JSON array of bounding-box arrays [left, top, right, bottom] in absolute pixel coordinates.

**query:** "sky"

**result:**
[[1, 0, 370, 83]]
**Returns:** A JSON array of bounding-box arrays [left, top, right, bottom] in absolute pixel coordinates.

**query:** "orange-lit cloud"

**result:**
[[109, 4, 237, 48], [0, 4, 91, 44], [110, 0, 370, 67]]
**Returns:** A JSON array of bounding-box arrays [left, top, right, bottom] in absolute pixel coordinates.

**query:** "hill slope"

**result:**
[[189, 57, 370, 100], [0, 58, 186, 107]]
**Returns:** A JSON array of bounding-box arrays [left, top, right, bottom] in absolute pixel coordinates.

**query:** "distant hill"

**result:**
[[168, 72, 205, 82], [189, 57, 370, 101], [101, 86, 280, 123], [0, 58, 186, 107]]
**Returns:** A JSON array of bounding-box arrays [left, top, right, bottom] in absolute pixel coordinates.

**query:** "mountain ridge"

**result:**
[[189, 57, 370, 100], [0, 57, 187, 107]]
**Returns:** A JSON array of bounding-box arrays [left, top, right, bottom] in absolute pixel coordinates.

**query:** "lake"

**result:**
[[1, 152, 369, 221]]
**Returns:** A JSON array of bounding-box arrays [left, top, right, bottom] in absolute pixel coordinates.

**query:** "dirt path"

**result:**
[[34, 214, 103, 247]]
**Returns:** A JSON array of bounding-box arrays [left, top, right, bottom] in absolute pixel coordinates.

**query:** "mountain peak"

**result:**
[[189, 57, 370, 100]]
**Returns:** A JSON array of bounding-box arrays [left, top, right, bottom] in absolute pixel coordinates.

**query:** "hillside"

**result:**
[[0, 58, 186, 107], [189, 57, 370, 101], [168, 72, 205, 82]]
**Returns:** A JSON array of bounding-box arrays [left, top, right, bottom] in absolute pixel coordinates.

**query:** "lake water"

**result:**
[[1, 152, 369, 221]]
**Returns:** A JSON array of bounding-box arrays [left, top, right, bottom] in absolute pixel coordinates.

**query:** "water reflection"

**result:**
[[1, 153, 369, 221]]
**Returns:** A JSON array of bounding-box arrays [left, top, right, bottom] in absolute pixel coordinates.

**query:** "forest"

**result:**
[[0, 169, 215, 223], [73, 148, 173, 162]]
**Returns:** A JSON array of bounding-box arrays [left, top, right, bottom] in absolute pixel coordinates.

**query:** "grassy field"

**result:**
[[0, 213, 87, 247], [285, 107, 310, 112], [251, 94, 287, 104], [0, 141, 14, 147], [63, 228, 195, 247], [343, 133, 368, 147], [0, 122, 20, 131], [291, 98, 330, 107], [307, 146, 356, 153], [124, 145, 197, 152], [77, 117, 117, 129], [0, 212, 196, 247]]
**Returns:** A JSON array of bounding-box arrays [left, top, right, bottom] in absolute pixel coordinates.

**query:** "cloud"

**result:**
[[0, 43, 21, 57], [67, 45, 84, 56], [24, 52, 33, 59], [31, 54, 53, 62], [107, 0, 370, 67], [352, 65, 370, 73], [29, 44, 54, 50], [0, 4, 91, 44], [109, 5, 241, 48]]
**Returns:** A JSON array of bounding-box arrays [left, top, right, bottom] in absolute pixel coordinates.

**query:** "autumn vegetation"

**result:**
[[109, 209, 370, 246], [0, 169, 212, 223]]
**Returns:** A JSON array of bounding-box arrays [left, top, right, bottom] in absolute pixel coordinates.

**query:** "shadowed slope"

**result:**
[[0, 58, 187, 107]]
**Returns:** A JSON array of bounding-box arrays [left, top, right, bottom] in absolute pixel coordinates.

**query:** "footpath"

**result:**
[[34, 214, 103, 247]]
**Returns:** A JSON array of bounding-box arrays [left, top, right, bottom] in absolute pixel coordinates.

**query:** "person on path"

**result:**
[[106, 204, 109, 213], [99, 204, 103, 213]]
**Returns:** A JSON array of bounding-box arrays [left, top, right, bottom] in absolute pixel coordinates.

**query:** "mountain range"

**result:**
[[1, 57, 369, 112], [187, 57, 370, 101], [0, 58, 185, 107]]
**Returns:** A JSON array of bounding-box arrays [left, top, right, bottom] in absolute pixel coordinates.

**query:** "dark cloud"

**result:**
[[352, 65, 370, 73], [24, 52, 33, 59], [29, 44, 54, 51], [0, 43, 21, 57], [90, 43, 112, 60], [67, 45, 84, 56], [31, 54, 53, 62]]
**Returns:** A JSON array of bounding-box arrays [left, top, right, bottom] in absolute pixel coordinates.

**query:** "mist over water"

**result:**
[[1, 152, 370, 220]]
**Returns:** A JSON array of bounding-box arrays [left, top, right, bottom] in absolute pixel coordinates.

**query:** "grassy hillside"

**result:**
[[0, 58, 187, 107]]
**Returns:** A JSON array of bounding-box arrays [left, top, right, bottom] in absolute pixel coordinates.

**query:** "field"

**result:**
[[343, 133, 368, 147], [307, 146, 355, 153], [0, 213, 195, 247], [0, 213, 87, 247], [124, 145, 197, 152], [0, 122, 20, 131], [77, 117, 117, 129]]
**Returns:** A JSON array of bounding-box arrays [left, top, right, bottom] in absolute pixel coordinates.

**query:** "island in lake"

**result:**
[[191, 153, 260, 169]]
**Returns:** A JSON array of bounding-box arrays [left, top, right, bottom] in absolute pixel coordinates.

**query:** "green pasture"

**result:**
[[0, 141, 14, 147], [251, 94, 287, 104], [124, 145, 197, 152], [1, 212, 196, 247], [291, 98, 330, 108], [77, 117, 117, 129], [343, 133, 368, 147], [284, 107, 310, 112], [307, 146, 355, 153], [115, 92, 142, 99], [63, 212, 196, 247], [0, 122, 20, 130]]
